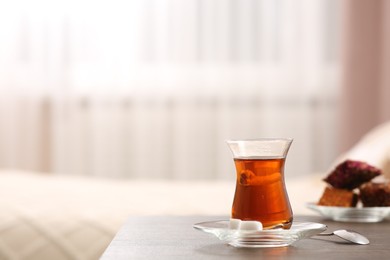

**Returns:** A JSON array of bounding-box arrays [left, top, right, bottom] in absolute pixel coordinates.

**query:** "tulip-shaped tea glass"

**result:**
[[227, 138, 293, 229]]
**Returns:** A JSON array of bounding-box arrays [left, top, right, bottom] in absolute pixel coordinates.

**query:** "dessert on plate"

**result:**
[[317, 159, 390, 207], [323, 160, 381, 190], [359, 182, 390, 207], [318, 186, 358, 207]]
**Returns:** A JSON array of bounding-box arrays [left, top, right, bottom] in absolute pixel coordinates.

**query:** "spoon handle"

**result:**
[[316, 233, 334, 236]]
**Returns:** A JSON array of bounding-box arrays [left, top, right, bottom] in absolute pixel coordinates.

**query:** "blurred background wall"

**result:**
[[0, 0, 341, 180], [340, 0, 390, 152]]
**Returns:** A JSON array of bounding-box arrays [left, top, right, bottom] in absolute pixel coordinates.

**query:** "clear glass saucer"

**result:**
[[193, 220, 327, 248], [307, 202, 390, 223]]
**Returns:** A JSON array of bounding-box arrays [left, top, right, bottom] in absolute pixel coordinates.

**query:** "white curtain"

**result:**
[[0, 0, 340, 179]]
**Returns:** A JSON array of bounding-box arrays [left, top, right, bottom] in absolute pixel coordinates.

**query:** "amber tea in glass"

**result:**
[[227, 138, 293, 229]]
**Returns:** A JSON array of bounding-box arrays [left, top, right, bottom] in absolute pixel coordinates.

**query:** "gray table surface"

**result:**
[[101, 215, 390, 259]]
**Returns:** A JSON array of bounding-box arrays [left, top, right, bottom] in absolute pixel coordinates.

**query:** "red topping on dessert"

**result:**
[[323, 160, 381, 190]]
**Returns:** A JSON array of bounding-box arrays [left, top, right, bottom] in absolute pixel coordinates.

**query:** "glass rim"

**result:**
[[226, 138, 293, 143]]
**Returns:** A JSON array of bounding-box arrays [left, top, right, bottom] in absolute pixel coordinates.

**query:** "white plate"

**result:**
[[307, 202, 390, 223], [193, 220, 327, 248]]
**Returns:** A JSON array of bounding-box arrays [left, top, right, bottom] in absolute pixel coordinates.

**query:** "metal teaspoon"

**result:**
[[317, 229, 370, 245]]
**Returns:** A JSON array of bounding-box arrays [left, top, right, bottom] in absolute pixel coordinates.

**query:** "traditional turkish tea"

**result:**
[[227, 138, 293, 229], [231, 157, 293, 229]]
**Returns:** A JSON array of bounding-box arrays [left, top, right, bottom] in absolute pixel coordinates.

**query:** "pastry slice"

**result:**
[[318, 186, 358, 207], [359, 182, 390, 207]]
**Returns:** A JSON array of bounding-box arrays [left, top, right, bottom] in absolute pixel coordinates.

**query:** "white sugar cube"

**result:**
[[229, 218, 242, 229], [239, 220, 263, 231], [229, 219, 263, 231]]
